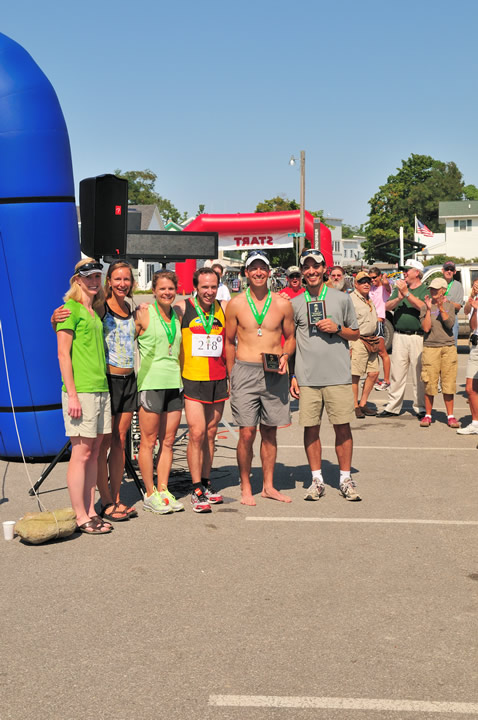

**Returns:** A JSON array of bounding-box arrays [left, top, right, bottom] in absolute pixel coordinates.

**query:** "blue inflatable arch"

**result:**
[[0, 33, 80, 458]]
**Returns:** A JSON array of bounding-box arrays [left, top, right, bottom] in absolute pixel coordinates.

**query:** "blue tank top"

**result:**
[[102, 302, 136, 369]]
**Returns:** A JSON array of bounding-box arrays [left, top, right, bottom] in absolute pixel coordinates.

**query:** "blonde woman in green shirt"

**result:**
[[56, 258, 113, 535]]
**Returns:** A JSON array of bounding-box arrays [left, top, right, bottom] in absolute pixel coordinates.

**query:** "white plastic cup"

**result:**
[[3, 520, 16, 541]]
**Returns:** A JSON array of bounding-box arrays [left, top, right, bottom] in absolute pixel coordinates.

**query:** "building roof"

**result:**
[[439, 200, 478, 221], [128, 205, 161, 230]]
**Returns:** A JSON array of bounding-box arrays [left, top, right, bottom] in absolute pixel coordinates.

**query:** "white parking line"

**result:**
[[209, 694, 478, 714], [278, 445, 477, 451], [245, 517, 478, 526]]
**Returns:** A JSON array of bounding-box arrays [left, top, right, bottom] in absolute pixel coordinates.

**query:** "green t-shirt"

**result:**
[[56, 299, 108, 393], [389, 283, 428, 332]]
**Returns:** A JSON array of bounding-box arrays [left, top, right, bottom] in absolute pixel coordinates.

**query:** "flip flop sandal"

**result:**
[[78, 520, 112, 535], [100, 503, 129, 522], [90, 515, 113, 530]]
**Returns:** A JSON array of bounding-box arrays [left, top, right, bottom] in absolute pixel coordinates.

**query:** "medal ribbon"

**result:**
[[155, 301, 177, 348], [246, 288, 272, 331], [304, 285, 328, 302], [445, 281, 452, 297], [193, 298, 215, 335]]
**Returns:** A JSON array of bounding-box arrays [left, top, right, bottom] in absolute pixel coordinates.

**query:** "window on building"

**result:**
[[454, 219, 472, 231], [146, 263, 154, 284]]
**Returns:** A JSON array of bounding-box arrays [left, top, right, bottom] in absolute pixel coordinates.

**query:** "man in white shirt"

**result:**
[[212, 263, 231, 302]]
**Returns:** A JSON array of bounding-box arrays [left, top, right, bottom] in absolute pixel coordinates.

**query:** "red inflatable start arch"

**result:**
[[175, 210, 333, 294]]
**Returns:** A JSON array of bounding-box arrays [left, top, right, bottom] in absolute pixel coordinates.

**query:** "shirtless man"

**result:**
[[225, 249, 296, 505]]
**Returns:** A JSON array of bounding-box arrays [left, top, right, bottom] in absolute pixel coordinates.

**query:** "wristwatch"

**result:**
[[404, 291, 410, 298], [336, 324, 342, 334]]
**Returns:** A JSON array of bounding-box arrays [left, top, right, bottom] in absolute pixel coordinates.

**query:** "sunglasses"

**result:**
[[288, 273, 301, 279], [247, 250, 268, 259], [357, 278, 371, 285], [369, 275, 378, 280]]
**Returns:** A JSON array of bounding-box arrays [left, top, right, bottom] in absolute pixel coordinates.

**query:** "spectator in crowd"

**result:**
[[457, 280, 478, 435], [211, 262, 231, 302], [378, 259, 427, 419], [289, 249, 361, 501], [279, 266, 304, 300], [350, 272, 379, 418], [419, 278, 459, 428], [441, 261, 464, 344], [327, 266, 348, 292], [368, 266, 391, 391]]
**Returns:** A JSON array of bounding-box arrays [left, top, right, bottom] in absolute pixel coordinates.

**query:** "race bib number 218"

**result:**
[[191, 334, 223, 357]]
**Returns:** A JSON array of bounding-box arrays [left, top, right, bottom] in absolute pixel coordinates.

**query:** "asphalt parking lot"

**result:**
[[1, 347, 477, 720]]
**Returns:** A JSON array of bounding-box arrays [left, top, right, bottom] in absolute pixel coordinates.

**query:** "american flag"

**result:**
[[416, 218, 434, 237]]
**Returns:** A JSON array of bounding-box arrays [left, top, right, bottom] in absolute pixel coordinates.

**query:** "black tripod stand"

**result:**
[[29, 438, 144, 498]]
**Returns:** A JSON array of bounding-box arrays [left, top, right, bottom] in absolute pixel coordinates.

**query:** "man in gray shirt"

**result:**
[[290, 249, 360, 501], [441, 261, 464, 344]]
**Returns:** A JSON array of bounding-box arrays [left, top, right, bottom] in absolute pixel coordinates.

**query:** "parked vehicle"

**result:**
[[384, 263, 478, 351]]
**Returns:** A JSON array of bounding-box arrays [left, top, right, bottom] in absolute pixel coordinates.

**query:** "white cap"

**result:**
[[401, 259, 424, 273], [245, 251, 271, 268]]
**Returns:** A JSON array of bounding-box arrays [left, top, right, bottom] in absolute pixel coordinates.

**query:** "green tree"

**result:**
[[463, 184, 478, 201], [363, 154, 464, 262], [114, 168, 187, 224], [342, 223, 364, 239]]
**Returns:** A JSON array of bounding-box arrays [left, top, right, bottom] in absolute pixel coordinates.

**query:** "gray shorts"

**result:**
[[465, 345, 478, 380], [139, 388, 184, 414], [230, 360, 291, 428]]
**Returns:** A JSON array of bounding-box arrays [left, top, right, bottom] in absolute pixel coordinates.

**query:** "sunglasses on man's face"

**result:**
[[357, 278, 371, 285], [289, 274, 301, 279], [369, 275, 378, 280]]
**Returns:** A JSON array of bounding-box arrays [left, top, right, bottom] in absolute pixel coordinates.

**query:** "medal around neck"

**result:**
[[262, 353, 281, 372]]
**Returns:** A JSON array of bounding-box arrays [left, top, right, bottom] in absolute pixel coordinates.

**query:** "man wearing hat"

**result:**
[[279, 266, 304, 299], [289, 249, 361, 501], [225, 250, 295, 505], [378, 259, 427, 418], [418, 277, 460, 428], [441, 261, 464, 343], [350, 272, 380, 418]]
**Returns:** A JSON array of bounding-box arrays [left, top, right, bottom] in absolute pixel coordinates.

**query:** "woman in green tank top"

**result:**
[[135, 271, 185, 515]]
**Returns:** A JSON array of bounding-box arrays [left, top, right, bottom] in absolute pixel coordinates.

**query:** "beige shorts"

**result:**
[[299, 384, 354, 427], [350, 340, 379, 377], [421, 346, 457, 396], [466, 345, 478, 380], [62, 391, 112, 438]]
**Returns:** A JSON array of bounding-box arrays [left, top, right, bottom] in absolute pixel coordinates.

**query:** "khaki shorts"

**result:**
[[230, 360, 290, 428], [299, 384, 354, 427], [421, 345, 457, 396], [62, 391, 112, 438], [350, 340, 379, 377], [466, 345, 478, 380]]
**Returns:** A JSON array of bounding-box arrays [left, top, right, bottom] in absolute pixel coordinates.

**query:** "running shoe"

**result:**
[[339, 478, 361, 501], [143, 489, 173, 515], [191, 486, 212, 513], [159, 486, 184, 512], [420, 416, 431, 427], [304, 479, 326, 501], [457, 423, 478, 435], [447, 417, 460, 429], [375, 380, 390, 391], [204, 483, 223, 504]]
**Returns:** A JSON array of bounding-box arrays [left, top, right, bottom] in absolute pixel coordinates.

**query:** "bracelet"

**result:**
[[280, 352, 289, 359]]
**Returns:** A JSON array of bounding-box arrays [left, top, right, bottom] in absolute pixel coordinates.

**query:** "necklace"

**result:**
[[246, 288, 272, 336], [193, 298, 215, 335], [154, 300, 177, 356], [304, 285, 328, 302]]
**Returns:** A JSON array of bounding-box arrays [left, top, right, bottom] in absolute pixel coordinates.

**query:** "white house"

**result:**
[[436, 201, 478, 260]]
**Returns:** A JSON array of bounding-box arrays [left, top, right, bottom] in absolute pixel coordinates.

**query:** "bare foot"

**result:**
[[241, 493, 257, 506], [261, 488, 292, 503]]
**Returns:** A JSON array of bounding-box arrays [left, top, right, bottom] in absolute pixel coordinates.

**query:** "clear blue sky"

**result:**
[[3, 0, 477, 226]]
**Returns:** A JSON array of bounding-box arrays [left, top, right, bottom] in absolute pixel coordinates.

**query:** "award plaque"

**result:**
[[307, 300, 327, 325], [262, 353, 281, 373]]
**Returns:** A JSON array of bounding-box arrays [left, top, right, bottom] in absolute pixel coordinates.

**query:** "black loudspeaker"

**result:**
[[79, 174, 128, 257]]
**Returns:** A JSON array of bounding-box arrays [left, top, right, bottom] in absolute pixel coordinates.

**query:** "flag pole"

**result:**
[[399, 226, 404, 266]]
